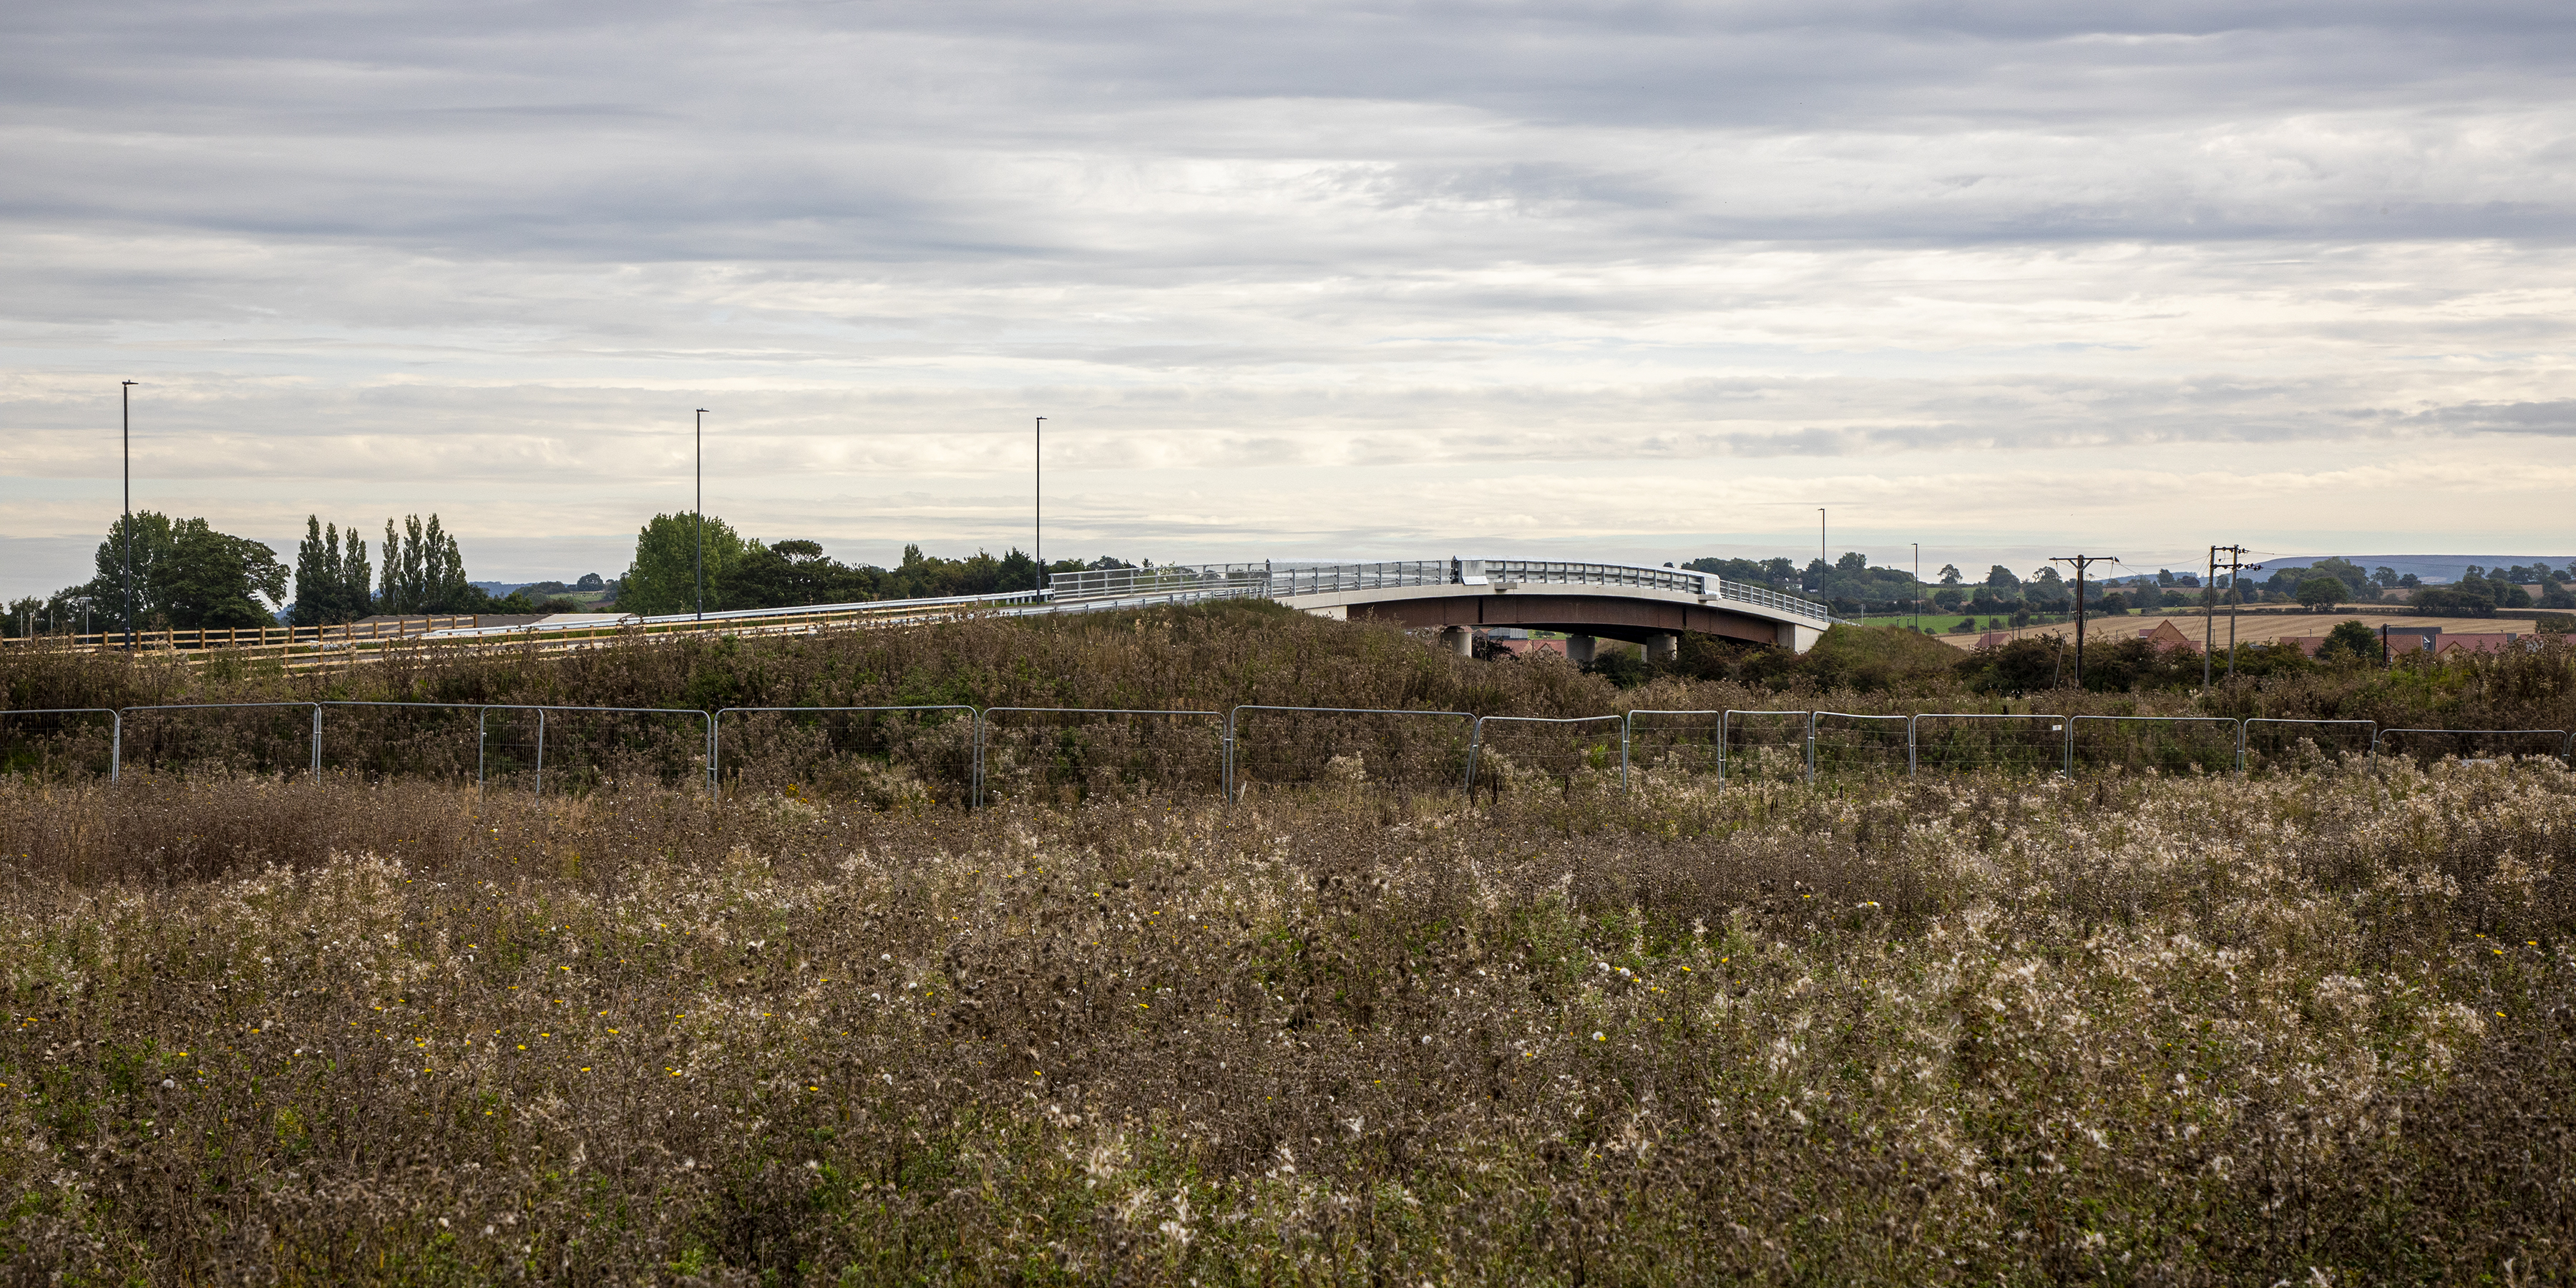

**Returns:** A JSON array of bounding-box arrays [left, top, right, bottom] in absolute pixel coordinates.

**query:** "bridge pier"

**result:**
[[1646, 633, 1677, 664], [1438, 625, 1471, 656], [1566, 635, 1596, 665]]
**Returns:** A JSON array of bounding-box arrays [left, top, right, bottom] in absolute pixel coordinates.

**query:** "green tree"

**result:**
[[2296, 576, 2346, 611], [147, 518, 289, 629], [2318, 619, 2381, 663], [289, 517, 375, 625], [1984, 565, 2021, 590], [1937, 563, 1962, 586], [86, 511, 177, 629], [377, 514, 487, 615], [619, 512, 756, 616]]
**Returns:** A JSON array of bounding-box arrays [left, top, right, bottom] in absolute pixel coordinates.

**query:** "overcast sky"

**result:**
[[4, 0, 2571, 598]]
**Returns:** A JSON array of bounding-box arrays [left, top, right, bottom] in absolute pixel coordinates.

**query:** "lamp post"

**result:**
[[121, 380, 135, 651], [1816, 507, 1825, 597], [1034, 416, 1046, 592], [1913, 542, 1921, 631], [694, 408, 708, 620]]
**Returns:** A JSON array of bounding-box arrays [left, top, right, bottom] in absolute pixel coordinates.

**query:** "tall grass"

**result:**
[[4, 756, 2572, 1283]]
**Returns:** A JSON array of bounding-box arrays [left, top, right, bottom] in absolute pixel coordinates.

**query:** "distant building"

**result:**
[[2135, 621, 2197, 652]]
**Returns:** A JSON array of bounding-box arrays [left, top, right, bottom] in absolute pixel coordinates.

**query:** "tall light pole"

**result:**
[[1817, 507, 1826, 596], [1912, 542, 1921, 631], [122, 380, 136, 650], [694, 408, 708, 620], [1034, 416, 1046, 592]]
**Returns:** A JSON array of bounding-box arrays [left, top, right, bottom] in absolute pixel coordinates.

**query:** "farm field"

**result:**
[[1935, 612, 2552, 651]]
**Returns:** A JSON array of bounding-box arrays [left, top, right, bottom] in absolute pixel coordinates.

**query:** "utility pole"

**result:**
[[122, 380, 136, 651], [694, 408, 708, 620], [1817, 508, 1825, 595], [1912, 542, 1921, 631], [1034, 416, 1046, 592], [2209, 545, 2260, 681], [2050, 554, 2117, 688]]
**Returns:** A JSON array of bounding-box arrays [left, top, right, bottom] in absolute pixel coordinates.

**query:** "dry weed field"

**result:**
[[5, 754, 2573, 1284]]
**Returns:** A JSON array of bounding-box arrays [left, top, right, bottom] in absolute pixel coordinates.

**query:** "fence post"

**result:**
[[311, 703, 323, 780], [535, 709, 547, 796], [109, 712, 121, 783], [1805, 712, 1816, 786], [476, 708, 487, 794], [1465, 719, 1484, 792], [1907, 715, 1917, 778], [1619, 715, 1631, 793]]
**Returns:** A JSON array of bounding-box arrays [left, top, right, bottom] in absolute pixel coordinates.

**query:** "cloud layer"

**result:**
[[4, 1, 2572, 593]]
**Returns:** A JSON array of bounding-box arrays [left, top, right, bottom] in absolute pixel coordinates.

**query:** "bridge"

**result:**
[[1035, 557, 1835, 656], [5, 555, 1833, 666]]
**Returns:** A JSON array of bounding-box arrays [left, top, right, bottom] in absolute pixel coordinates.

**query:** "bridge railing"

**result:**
[[1478, 560, 1707, 595], [1709, 580, 1835, 624]]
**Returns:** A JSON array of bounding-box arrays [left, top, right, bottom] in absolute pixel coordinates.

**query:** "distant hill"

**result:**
[[2255, 556, 2572, 585]]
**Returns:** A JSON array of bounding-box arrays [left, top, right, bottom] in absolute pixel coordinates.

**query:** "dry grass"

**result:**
[[4, 754, 2574, 1284]]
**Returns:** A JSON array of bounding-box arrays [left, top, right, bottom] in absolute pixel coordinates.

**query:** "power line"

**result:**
[[2204, 545, 2263, 686], [2049, 554, 2118, 689]]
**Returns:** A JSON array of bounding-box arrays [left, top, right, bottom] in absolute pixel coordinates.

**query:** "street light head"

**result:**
[[122, 380, 136, 386]]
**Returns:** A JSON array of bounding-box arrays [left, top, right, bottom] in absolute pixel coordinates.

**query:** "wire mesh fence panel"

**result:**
[[1911, 713, 2067, 777], [0, 709, 119, 781], [976, 709, 1224, 808], [1226, 707, 1474, 801], [1622, 711, 1725, 784], [120, 703, 317, 780], [522, 707, 712, 796], [477, 708, 547, 794], [2374, 728, 2572, 767], [1723, 711, 1812, 784], [2068, 716, 2242, 776], [716, 706, 977, 809], [1468, 716, 1625, 796], [318, 702, 487, 786], [2241, 718, 2377, 774], [1810, 713, 1911, 780]]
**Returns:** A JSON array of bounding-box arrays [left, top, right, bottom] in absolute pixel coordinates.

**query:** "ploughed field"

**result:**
[[4, 757, 2572, 1286]]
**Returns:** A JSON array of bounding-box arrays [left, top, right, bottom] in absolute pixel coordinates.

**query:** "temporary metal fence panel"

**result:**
[[0, 708, 121, 781], [1908, 713, 2067, 777], [1809, 712, 1912, 781], [1621, 710, 1726, 785], [974, 708, 1224, 807], [2066, 716, 2243, 776], [477, 706, 546, 794], [1721, 710, 1814, 784], [1224, 706, 1475, 801], [119, 702, 321, 779], [317, 701, 490, 786], [714, 706, 977, 806], [475, 706, 713, 796], [2241, 718, 2378, 773], [1466, 714, 1627, 793], [2372, 728, 2572, 766]]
